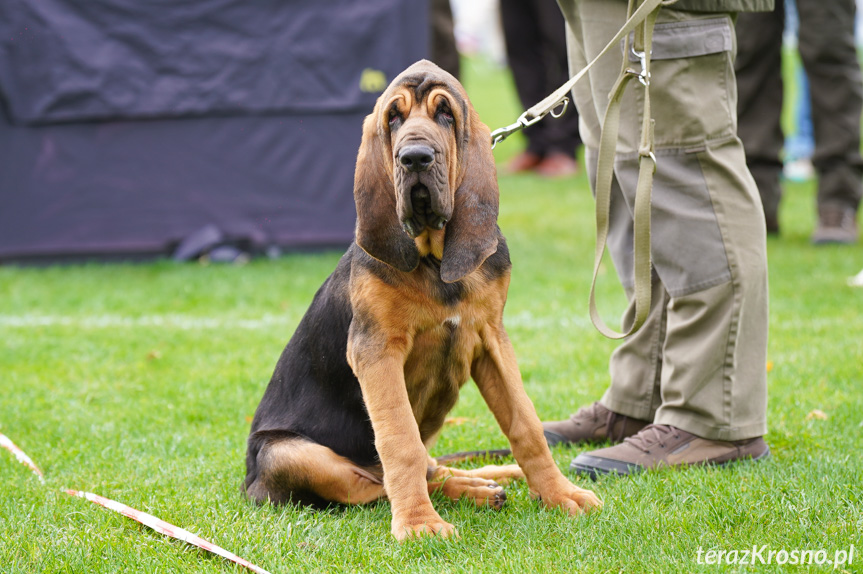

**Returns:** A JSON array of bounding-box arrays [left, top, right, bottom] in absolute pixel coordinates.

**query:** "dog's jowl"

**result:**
[[244, 60, 601, 540]]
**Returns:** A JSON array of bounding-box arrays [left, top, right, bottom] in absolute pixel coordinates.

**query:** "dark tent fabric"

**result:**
[[0, 0, 428, 261]]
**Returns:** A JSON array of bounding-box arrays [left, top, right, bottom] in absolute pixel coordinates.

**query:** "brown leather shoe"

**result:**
[[505, 151, 543, 174], [534, 152, 579, 178], [543, 402, 651, 446], [811, 204, 859, 244], [570, 424, 770, 479]]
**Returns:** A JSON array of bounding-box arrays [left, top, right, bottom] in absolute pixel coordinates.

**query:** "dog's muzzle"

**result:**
[[402, 184, 447, 237], [396, 145, 450, 238]]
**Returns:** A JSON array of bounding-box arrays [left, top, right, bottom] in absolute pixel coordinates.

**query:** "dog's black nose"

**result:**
[[398, 145, 435, 172]]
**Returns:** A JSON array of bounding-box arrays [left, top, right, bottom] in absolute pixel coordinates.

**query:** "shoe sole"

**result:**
[[570, 445, 771, 481], [811, 238, 858, 245]]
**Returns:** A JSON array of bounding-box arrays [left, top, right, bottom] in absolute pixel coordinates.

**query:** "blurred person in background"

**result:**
[[735, 0, 863, 244], [431, 0, 461, 79], [780, 0, 815, 184], [500, 0, 582, 177]]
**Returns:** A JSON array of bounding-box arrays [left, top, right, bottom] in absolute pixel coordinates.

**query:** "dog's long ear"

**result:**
[[440, 106, 499, 283], [354, 112, 420, 272]]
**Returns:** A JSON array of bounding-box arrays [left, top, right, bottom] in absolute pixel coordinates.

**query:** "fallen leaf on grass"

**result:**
[[805, 409, 828, 421], [766, 360, 774, 373], [146, 350, 162, 361], [445, 417, 471, 426]]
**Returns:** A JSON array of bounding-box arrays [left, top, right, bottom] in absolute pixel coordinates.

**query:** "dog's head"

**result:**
[[354, 60, 499, 283]]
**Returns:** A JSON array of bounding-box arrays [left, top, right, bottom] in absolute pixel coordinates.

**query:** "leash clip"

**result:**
[[491, 98, 569, 149], [490, 119, 525, 149], [627, 45, 651, 87]]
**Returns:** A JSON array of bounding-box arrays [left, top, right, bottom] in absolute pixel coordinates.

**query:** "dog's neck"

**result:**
[[413, 228, 445, 260]]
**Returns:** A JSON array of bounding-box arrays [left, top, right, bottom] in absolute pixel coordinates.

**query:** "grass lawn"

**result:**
[[2, 58, 862, 573]]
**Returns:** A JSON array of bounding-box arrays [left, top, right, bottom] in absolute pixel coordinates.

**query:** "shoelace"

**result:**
[[623, 424, 680, 453]]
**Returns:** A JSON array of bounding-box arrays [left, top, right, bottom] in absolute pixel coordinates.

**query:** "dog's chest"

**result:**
[[403, 313, 480, 441]]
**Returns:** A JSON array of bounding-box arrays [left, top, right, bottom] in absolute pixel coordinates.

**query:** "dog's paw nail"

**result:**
[[393, 520, 458, 541], [492, 490, 506, 510]]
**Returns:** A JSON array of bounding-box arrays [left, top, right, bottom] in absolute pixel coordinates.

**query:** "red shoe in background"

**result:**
[[535, 152, 579, 178], [505, 151, 543, 174]]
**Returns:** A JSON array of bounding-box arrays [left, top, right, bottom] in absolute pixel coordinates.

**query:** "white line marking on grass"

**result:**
[[0, 433, 45, 481], [0, 312, 595, 331], [505, 310, 593, 330], [0, 314, 296, 331], [4, 312, 848, 333]]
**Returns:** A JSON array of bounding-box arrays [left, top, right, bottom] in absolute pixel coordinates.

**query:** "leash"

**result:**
[[491, 0, 673, 339]]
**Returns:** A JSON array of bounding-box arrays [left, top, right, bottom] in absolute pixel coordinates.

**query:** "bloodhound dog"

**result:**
[[244, 60, 601, 540]]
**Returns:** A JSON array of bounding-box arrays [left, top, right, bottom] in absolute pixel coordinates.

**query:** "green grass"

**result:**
[[1, 57, 862, 573]]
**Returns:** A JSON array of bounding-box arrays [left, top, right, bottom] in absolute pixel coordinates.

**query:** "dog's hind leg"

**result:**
[[245, 438, 384, 507], [427, 471, 508, 510], [425, 462, 525, 510], [428, 458, 525, 485]]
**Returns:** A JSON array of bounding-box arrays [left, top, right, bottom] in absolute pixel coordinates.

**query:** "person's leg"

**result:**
[[797, 0, 862, 243], [500, 0, 553, 160], [535, 0, 582, 172], [651, 140, 769, 442], [430, 0, 461, 80], [783, 66, 816, 182], [541, 0, 660, 445], [583, 147, 665, 423], [734, 7, 785, 232], [555, 0, 769, 470], [542, 148, 659, 446]]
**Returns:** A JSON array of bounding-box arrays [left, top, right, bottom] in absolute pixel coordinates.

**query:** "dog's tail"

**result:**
[[433, 449, 512, 465]]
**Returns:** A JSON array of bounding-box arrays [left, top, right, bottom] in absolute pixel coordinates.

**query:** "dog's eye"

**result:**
[[388, 109, 402, 128], [436, 106, 453, 124]]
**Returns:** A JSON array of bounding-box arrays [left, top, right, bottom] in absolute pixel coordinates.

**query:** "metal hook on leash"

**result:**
[[626, 44, 651, 87], [549, 98, 569, 118], [490, 97, 570, 149]]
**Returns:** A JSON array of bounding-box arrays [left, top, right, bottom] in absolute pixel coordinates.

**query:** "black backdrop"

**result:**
[[0, 0, 428, 261]]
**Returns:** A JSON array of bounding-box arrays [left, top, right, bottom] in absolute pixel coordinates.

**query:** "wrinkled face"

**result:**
[[354, 60, 499, 280], [380, 73, 465, 239]]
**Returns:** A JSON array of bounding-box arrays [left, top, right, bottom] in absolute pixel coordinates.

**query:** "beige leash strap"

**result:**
[[589, 0, 661, 339], [491, 0, 669, 340]]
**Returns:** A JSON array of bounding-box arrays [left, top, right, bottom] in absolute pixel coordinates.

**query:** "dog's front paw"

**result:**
[[391, 516, 458, 541], [538, 482, 603, 515]]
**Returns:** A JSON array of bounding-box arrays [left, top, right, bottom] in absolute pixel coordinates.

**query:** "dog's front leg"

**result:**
[[347, 323, 456, 541], [472, 323, 602, 515]]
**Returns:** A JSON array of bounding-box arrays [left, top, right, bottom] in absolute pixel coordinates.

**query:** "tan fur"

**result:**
[[413, 228, 446, 259]]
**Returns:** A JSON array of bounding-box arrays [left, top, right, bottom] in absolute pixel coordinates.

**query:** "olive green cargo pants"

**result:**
[[557, 0, 769, 440]]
